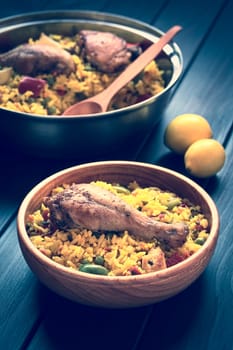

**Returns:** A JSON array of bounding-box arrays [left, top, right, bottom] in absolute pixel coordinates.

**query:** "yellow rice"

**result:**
[[26, 181, 210, 276], [0, 33, 165, 115]]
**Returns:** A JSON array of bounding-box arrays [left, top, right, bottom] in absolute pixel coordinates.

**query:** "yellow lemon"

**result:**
[[164, 113, 213, 154], [184, 139, 226, 178]]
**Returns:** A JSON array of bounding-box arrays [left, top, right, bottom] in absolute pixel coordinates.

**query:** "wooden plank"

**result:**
[[0, 223, 152, 350], [0, 154, 85, 239], [0, 0, 107, 18], [136, 0, 232, 163], [0, 223, 41, 350], [26, 293, 152, 350], [0, 2, 232, 350], [152, 0, 226, 63], [42, 0, 108, 11], [135, 125, 233, 350], [0, 208, 16, 236], [135, 0, 233, 347], [100, 0, 168, 22]]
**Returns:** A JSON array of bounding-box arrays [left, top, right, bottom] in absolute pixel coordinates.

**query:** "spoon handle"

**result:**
[[100, 25, 182, 110]]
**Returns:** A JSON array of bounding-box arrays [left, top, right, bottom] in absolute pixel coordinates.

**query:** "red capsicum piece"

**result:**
[[18, 76, 46, 97]]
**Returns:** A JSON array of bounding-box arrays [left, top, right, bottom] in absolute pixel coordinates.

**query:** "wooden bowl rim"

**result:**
[[17, 160, 219, 283]]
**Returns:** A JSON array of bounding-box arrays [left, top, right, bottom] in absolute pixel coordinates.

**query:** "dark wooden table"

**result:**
[[1, 1, 233, 349]]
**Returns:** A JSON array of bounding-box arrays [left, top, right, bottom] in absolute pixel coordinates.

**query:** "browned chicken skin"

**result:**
[[45, 183, 189, 249], [78, 30, 132, 73], [142, 247, 167, 272], [0, 43, 75, 76]]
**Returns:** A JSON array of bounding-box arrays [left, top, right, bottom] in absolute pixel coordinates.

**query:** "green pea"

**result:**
[[84, 63, 96, 71], [112, 185, 130, 194], [46, 76, 55, 87], [79, 263, 109, 275], [94, 255, 105, 266], [80, 258, 90, 265], [47, 106, 57, 115], [167, 198, 181, 210], [195, 237, 206, 245]]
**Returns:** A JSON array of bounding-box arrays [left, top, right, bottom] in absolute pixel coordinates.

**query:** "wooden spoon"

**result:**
[[63, 25, 182, 116]]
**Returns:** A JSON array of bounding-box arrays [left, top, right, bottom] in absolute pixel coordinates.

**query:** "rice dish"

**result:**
[[26, 181, 210, 276], [0, 33, 165, 115]]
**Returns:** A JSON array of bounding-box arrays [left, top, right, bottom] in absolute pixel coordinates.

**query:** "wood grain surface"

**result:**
[[0, 1, 232, 349]]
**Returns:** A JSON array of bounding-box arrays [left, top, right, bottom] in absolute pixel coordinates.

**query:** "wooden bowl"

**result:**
[[17, 161, 219, 308]]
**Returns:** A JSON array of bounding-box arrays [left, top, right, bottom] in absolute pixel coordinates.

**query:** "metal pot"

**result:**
[[0, 11, 183, 159]]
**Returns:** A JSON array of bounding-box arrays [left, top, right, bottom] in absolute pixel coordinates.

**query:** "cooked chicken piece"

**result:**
[[142, 247, 167, 272], [0, 43, 75, 76], [78, 30, 132, 73], [45, 183, 188, 249]]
